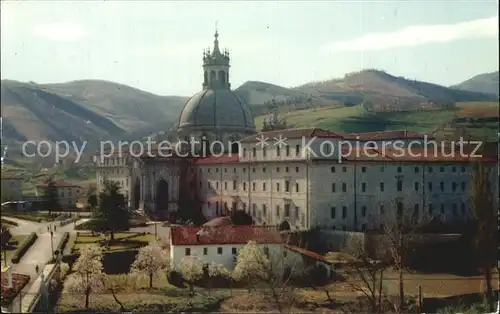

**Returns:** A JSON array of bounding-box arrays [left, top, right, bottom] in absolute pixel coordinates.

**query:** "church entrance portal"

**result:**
[[155, 179, 169, 213], [133, 178, 140, 210]]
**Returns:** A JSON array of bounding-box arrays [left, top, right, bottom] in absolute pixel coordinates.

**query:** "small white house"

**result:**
[[169, 225, 284, 271]]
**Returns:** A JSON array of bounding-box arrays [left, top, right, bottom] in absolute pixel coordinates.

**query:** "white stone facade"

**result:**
[[95, 129, 498, 231]]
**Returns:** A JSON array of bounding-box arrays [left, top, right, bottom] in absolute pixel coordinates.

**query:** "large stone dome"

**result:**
[[177, 89, 255, 134]]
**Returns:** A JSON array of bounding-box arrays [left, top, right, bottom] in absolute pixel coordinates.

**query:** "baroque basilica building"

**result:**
[[95, 32, 498, 231]]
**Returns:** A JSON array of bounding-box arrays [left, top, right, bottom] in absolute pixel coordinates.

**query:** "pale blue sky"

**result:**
[[1, 1, 498, 96]]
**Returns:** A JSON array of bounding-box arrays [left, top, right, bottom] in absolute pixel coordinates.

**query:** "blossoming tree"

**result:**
[[130, 241, 170, 289], [66, 245, 104, 309], [179, 255, 204, 295]]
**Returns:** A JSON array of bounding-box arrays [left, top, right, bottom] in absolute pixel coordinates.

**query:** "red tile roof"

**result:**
[[240, 128, 343, 143], [284, 245, 331, 264], [1, 272, 30, 306], [345, 130, 432, 141], [170, 225, 282, 246], [36, 180, 82, 188], [195, 154, 239, 165]]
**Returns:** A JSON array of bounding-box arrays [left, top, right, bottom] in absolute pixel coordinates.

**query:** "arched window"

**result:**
[[218, 70, 225, 84], [210, 71, 216, 82]]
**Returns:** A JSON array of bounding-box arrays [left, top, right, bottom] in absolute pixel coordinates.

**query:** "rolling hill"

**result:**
[[293, 69, 497, 105], [1, 69, 496, 147], [451, 71, 499, 96], [1, 80, 188, 146]]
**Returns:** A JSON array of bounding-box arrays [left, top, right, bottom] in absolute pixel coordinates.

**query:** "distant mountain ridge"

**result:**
[[1, 79, 188, 146], [1, 70, 496, 146], [451, 71, 499, 96]]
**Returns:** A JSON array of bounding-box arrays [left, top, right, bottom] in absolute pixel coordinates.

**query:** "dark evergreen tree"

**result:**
[[43, 176, 60, 215], [96, 180, 129, 241]]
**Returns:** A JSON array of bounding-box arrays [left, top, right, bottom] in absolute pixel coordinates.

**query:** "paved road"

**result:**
[[1, 216, 48, 235], [130, 222, 171, 243]]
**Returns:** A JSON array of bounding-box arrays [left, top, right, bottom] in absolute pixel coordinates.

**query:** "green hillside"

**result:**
[[255, 101, 499, 140]]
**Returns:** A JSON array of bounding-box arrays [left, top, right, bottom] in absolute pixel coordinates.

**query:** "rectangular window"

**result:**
[[380, 182, 384, 192], [461, 182, 466, 192], [452, 182, 457, 192], [342, 206, 347, 219], [296, 166, 299, 172], [414, 167, 419, 173], [361, 183, 366, 192], [217, 247, 223, 255], [285, 181, 290, 192], [332, 183, 336, 193], [414, 182, 419, 191], [361, 206, 366, 217], [331, 166, 335, 173], [397, 180, 402, 191], [284, 204, 290, 217], [224, 182, 227, 190], [263, 147, 267, 157], [252, 182, 256, 191], [361, 167, 366, 173], [185, 248, 191, 256], [276, 205, 280, 217], [252, 203, 256, 216], [286, 145, 290, 156], [263, 183, 266, 191], [428, 182, 433, 191], [252, 147, 256, 157], [413, 204, 419, 220], [243, 182, 246, 191], [295, 145, 300, 156], [203, 248, 208, 255], [276, 146, 281, 157], [379, 205, 384, 214], [342, 183, 347, 192], [276, 183, 280, 192], [331, 206, 336, 219], [295, 206, 299, 218], [262, 204, 267, 216], [233, 180, 236, 191], [440, 181, 444, 192], [295, 183, 299, 192], [232, 247, 237, 255]]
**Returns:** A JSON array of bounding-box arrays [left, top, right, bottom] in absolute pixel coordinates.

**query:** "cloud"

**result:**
[[322, 16, 498, 53], [34, 21, 88, 41]]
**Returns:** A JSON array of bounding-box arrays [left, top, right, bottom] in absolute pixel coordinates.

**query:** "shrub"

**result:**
[[11, 232, 38, 264], [1, 218, 19, 226], [52, 232, 70, 260], [59, 217, 79, 227]]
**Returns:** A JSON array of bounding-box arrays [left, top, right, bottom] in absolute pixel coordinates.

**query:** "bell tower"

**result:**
[[202, 27, 230, 90]]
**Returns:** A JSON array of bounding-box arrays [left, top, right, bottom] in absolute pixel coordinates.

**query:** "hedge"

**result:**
[[11, 232, 38, 264], [59, 217, 80, 227], [55, 232, 70, 256], [1, 218, 19, 227]]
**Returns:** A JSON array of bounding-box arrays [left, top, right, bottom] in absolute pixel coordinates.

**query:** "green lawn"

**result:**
[[254, 101, 499, 140], [72, 232, 153, 252], [2, 212, 56, 222]]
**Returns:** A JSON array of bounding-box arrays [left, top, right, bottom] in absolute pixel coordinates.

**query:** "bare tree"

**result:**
[[378, 202, 429, 312], [342, 236, 388, 313], [470, 162, 497, 312], [233, 239, 301, 313]]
